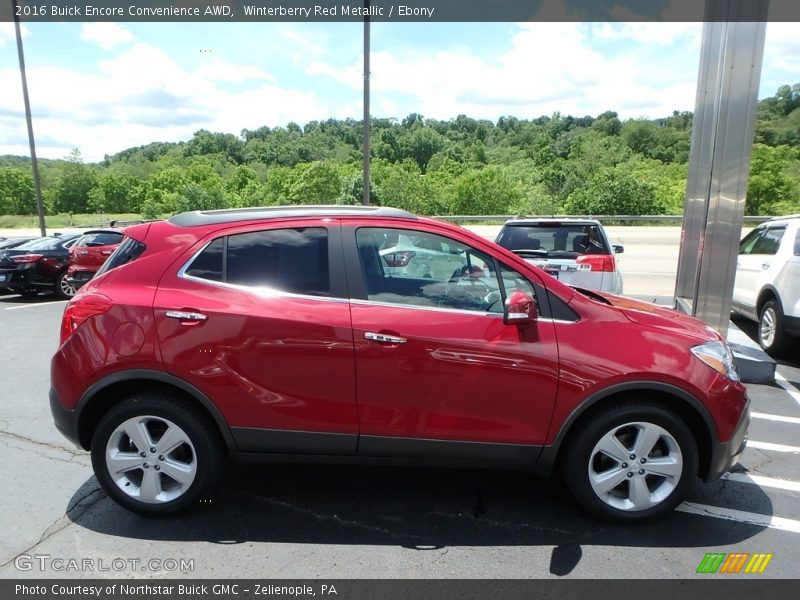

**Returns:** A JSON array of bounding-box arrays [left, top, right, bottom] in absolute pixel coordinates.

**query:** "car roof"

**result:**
[[168, 205, 418, 228], [502, 218, 603, 226], [764, 214, 800, 226]]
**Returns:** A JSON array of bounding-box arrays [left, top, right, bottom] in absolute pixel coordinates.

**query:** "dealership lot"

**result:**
[[0, 289, 798, 579]]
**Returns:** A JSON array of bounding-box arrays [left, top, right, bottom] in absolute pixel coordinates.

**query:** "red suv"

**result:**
[[50, 207, 749, 522], [65, 229, 124, 291]]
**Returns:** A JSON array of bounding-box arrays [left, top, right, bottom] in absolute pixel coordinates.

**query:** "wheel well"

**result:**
[[756, 289, 777, 316], [77, 379, 230, 451], [555, 390, 713, 480]]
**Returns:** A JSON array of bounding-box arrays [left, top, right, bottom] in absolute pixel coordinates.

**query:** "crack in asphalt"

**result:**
[[0, 429, 86, 458], [231, 489, 435, 545], [0, 438, 89, 468], [0, 483, 105, 569]]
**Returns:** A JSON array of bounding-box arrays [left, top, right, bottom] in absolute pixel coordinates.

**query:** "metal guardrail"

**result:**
[[435, 215, 773, 224]]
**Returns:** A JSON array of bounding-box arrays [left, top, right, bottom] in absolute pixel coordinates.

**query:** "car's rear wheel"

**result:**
[[563, 403, 697, 522], [91, 393, 225, 516], [759, 299, 791, 357], [55, 272, 77, 299]]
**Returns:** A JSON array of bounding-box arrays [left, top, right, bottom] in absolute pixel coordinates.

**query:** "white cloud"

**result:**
[[306, 23, 702, 123], [0, 39, 352, 161], [0, 21, 27, 46], [80, 23, 135, 50]]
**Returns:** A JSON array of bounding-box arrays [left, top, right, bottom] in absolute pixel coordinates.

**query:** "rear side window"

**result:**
[[81, 232, 124, 247], [185, 228, 330, 297], [95, 237, 147, 277]]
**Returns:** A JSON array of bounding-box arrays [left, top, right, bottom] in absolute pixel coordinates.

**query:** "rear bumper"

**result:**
[[49, 387, 82, 449], [704, 399, 750, 482]]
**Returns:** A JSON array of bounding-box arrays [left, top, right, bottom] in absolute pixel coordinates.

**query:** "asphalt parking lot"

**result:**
[[0, 291, 799, 580]]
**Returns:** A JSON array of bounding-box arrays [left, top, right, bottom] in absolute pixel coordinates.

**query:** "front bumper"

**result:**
[[705, 398, 750, 482], [49, 387, 82, 449]]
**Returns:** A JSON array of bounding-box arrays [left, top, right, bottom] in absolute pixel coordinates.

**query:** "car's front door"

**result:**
[[154, 221, 358, 455], [733, 226, 786, 317], [344, 224, 560, 461]]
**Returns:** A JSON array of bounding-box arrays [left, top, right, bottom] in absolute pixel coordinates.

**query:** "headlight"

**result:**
[[691, 341, 739, 381]]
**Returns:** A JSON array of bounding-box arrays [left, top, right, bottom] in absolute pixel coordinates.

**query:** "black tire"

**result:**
[[563, 403, 698, 523], [758, 299, 791, 358], [55, 272, 77, 300], [91, 392, 225, 516]]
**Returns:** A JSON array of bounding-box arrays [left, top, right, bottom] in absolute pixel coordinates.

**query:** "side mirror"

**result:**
[[504, 290, 537, 325], [613, 244, 624, 254]]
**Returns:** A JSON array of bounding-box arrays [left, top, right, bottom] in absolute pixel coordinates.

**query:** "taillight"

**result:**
[[60, 292, 113, 344], [11, 254, 43, 264], [577, 254, 616, 272], [383, 251, 416, 268]]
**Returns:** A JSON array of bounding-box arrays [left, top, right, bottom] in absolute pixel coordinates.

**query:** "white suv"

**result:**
[[732, 215, 800, 356], [495, 218, 624, 294]]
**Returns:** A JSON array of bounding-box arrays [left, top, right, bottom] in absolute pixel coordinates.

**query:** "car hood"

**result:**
[[588, 290, 721, 342]]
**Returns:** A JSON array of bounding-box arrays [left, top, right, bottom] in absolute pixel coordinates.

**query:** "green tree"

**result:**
[[50, 150, 96, 213], [87, 172, 146, 213], [564, 167, 663, 215], [746, 144, 800, 215], [0, 167, 36, 215], [451, 166, 520, 215]]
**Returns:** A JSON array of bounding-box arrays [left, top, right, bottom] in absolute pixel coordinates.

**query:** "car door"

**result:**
[[733, 227, 766, 316], [734, 226, 786, 318], [153, 220, 359, 455], [344, 224, 560, 461]]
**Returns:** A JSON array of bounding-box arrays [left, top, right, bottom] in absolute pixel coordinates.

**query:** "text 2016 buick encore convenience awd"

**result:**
[[50, 206, 749, 521]]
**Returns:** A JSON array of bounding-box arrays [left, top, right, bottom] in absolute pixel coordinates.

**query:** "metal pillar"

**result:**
[[674, 0, 768, 336], [13, 0, 47, 236]]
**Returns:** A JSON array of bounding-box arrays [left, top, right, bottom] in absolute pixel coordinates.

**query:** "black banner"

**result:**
[[4, 580, 799, 600], [2, 0, 800, 23]]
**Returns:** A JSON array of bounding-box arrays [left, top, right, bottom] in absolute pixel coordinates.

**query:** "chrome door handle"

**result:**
[[166, 310, 208, 321], [365, 332, 407, 344], [761, 263, 770, 270]]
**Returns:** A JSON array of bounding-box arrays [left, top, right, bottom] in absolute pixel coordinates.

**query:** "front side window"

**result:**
[[739, 228, 763, 255], [357, 227, 513, 313], [184, 227, 330, 297], [750, 227, 785, 256]]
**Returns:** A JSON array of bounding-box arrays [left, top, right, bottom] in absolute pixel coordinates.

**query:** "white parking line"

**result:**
[[4, 300, 67, 311], [677, 502, 800, 534], [722, 472, 800, 493], [775, 372, 800, 407], [751, 411, 800, 425], [747, 440, 800, 454]]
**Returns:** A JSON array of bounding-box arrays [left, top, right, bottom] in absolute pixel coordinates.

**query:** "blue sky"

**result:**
[[0, 21, 798, 162]]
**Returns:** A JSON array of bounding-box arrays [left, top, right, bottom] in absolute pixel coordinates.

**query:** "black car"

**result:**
[[0, 234, 82, 299]]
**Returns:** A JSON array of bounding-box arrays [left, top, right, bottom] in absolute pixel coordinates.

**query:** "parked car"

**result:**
[[65, 229, 125, 291], [50, 206, 748, 522], [0, 233, 82, 298], [379, 231, 470, 280], [495, 218, 624, 294], [732, 215, 800, 356], [0, 237, 37, 251]]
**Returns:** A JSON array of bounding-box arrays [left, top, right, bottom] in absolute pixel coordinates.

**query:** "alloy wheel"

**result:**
[[587, 421, 683, 512], [105, 415, 197, 504]]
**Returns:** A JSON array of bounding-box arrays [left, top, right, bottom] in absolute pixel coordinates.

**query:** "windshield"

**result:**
[[497, 224, 609, 256]]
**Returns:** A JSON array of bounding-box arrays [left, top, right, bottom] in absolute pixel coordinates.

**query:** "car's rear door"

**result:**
[[343, 222, 560, 462], [153, 220, 359, 455]]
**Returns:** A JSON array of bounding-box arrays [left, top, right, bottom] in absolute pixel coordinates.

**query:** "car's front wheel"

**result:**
[[563, 403, 697, 522], [759, 299, 791, 357], [91, 393, 225, 516]]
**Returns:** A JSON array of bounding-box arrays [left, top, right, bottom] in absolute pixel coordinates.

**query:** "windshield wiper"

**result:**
[[511, 248, 548, 257]]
